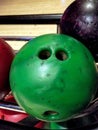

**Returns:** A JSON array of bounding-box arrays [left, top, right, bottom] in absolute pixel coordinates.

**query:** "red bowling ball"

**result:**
[[0, 39, 15, 100]]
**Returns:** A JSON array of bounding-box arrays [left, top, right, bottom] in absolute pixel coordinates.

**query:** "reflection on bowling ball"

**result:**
[[0, 39, 15, 100], [10, 34, 98, 122], [60, 0, 98, 62]]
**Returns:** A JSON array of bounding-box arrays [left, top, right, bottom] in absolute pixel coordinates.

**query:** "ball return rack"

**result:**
[[0, 14, 98, 130]]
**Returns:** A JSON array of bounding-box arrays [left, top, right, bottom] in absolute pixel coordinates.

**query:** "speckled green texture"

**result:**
[[10, 34, 98, 122]]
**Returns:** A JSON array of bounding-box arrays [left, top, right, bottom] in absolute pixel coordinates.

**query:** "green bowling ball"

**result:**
[[10, 34, 98, 122]]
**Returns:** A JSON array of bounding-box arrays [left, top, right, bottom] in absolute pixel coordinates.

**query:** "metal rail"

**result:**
[[0, 101, 25, 113], [0, 14, 62, 24]]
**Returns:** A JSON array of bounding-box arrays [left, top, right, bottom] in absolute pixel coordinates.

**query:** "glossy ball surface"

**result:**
[[60, 0, 98, 62], [0, 39, 15, 100], [10, 34, 97, 122]]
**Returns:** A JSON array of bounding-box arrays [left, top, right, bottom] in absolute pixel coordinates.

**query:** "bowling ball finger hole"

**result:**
[[38, 49, 51, 60], [55, 50, 68, 61], [43, 111, 59, 118]]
